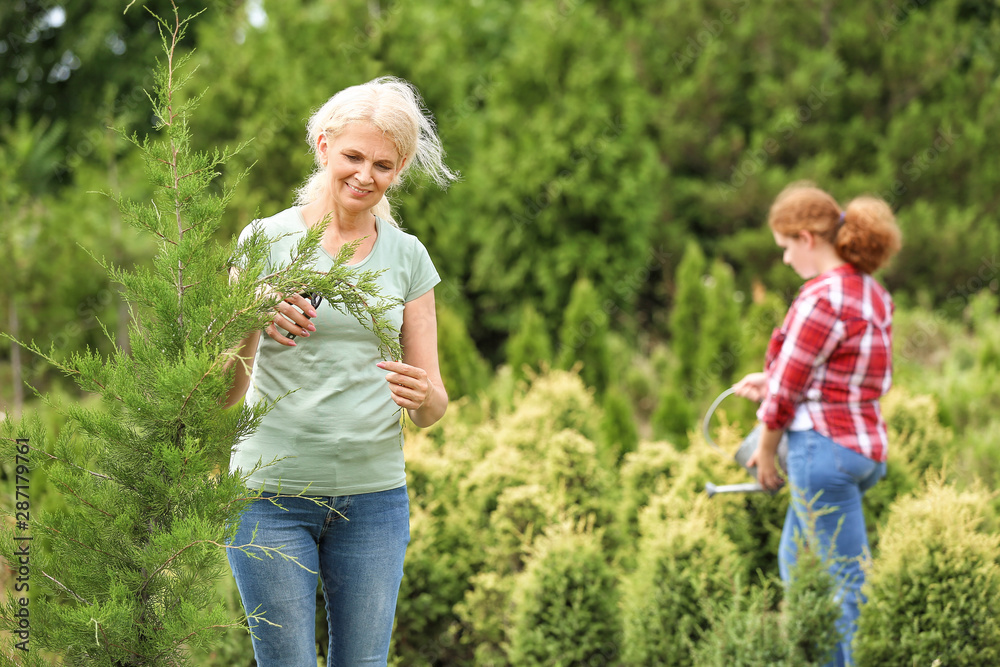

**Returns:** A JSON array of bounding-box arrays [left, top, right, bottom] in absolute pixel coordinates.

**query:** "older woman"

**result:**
[[225, 77, 456, 666]]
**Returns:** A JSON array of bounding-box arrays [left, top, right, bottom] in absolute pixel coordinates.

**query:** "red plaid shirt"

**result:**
[[757, 264, 893, 462]]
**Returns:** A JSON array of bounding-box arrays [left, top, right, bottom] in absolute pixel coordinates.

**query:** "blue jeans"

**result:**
[[227, 486, 410, 666], [780, 430, 885, 667]]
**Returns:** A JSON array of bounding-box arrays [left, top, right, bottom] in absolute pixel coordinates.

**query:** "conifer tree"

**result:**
[[669, 240, 707, 392], [694, 259, 742, 394], [0, 5, 400, 665], [505, 303, 553, 383], [436, 301, 490, 399], [556, 276, 611, 394]]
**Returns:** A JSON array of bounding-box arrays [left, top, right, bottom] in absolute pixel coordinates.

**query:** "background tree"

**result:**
[[506, 303, 553, 383], [0, 116, 63, 420], [669, 240, 708, 391], [556, 276, 611, 395]]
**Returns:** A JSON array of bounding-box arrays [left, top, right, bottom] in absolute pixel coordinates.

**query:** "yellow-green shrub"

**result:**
[[452, 485, 558, 665], [617, 439, 684, 542], [694, 544, 840, 666], [854, 478, 1000, 666], [506, 521, 620, 666], [653, 426, 788, 580], [453, 571, 513, 667], [485, 484, 558, 576], [498, 370, 600, 447], [882, 388, 955, 477], [621, 496, 742, 666], [393, 502, 479, 666]]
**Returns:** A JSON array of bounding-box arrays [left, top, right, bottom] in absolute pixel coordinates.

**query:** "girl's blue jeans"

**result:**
[[780, 429, 886, 667], [226, 485, 410, 666]]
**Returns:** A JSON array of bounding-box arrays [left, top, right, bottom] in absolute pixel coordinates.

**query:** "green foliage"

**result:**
[[393, 501, 477, 666], [695, 493, 842, 666], [617, 440, 684, 543], [398, 370, 613, 666], [499, 370, 601, 447], [882, 389, 954, 478], [5, 0, 1000, 384], [651, 384, 697, 446], [599, 386, 639, 466], [621, 498, 742, 666], [888, 297, 1000, 497], [783, 552, 841, 665], [505, 303, 553, 383], [691, 580, 788, 667], [855, 478, 1000, 666], [694, 546, 841, 666], [695, 259, 742, 390], [436, 301, 490, 399], [451, 484, 560, 665], [556, 276, 612, 394], [506, 522, 621, 667], [670, 240, 708, 390], [442, 0, 666, 339]]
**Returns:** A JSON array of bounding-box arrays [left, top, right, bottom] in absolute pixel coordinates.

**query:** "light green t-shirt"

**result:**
[[230, 206, 440, 496]]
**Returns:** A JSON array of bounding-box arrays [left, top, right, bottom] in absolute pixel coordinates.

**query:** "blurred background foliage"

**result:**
[[2, 0, 1000, 664], [3, 0, 999, 406]]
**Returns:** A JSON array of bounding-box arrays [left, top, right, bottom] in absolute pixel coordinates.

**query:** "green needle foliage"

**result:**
[[0, 5, 400, 665]]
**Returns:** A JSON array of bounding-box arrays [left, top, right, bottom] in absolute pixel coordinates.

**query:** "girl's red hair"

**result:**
[[768, 182, 901, 274]]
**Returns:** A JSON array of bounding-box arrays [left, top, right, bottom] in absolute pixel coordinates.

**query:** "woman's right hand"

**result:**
[[732, 372, 767, 402], [265, 293, 318, 346]]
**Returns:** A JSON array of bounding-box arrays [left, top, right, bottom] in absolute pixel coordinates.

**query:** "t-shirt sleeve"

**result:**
[[405, 237, 441, 302], [233, 219, 267, 277]]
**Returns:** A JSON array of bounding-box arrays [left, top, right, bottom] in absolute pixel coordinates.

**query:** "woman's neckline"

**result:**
[[294, 206, 382, 269]]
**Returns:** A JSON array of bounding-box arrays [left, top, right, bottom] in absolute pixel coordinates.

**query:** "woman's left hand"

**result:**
[[748, 450, 783, 491], [377, 360, 433, 411], [746, 426, 786, 491]]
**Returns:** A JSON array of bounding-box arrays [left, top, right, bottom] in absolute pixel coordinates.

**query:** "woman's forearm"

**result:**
[[407, 379, 448, 428]]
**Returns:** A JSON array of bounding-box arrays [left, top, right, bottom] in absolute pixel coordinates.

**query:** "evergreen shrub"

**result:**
[[393, 502, 476, 667], [436, 301, 491, 399], [452, 485, 559, 665], [556, 276, 612, 395], [694, 542, 840, 666], [485, 484, 558, 576], [498, 370, 600, 447], [656, 422, 788, 581], [453, 571, 514, 667], [651, 384, 695, 447], [506, 522, 620, 666], [854, 478, 1000, 666], [881, 388, 955, 478], [694, 259, 742, 392], [505, 303, 553, 383], [691, 580, 788, 667], [670, 240, 707, 388], [599, 386, 639, 466], [617, 439, 683, 542], [621, 497, 741, 666]]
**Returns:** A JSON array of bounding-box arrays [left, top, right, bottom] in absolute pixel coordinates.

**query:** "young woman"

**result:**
[[224, 77, 456, 666], [733, 182, 901, 667]]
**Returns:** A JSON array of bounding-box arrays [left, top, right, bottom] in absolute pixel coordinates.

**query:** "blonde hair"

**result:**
[[295, 76, 458, 226], [768, 182, 902, 274]]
